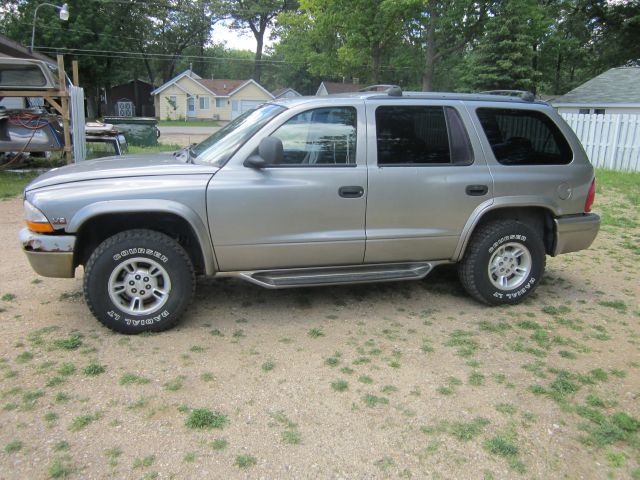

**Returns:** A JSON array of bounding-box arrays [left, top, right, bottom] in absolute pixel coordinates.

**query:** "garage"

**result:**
[[231, 99, 265, 119]]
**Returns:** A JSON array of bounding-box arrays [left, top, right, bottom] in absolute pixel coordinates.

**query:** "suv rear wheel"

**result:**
[[458, 220, 545, 305], [83, 229, 195, 333]]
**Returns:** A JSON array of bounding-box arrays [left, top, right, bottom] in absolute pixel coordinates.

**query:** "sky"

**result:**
[[210, 21, 273, 52]]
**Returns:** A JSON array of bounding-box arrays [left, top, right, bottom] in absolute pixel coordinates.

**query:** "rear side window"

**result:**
[[376, 106, 473, 166], [477, 108, 572, 165]]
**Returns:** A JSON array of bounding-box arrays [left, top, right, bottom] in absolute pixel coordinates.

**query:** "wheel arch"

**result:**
[[454, 202, 557, 261], [69, 200, 217, 275]]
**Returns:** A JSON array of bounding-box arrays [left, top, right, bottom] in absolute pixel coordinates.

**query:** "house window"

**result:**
[[216, 98, 225, 108], [199, 96, 210, 109], [594, 108, 606, 115], [578, 108, 590, 114]]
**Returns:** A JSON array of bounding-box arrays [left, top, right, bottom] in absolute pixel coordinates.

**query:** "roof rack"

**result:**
[[479, 90, 535, 102], [359, 84, 403, 97]]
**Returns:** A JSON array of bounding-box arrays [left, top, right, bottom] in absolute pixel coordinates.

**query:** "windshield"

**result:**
[[192, 104, 286, 166]]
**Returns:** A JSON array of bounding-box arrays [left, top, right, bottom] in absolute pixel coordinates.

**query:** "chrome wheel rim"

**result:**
[[488, 242, 532, 290], [108, 257, 171, 315]]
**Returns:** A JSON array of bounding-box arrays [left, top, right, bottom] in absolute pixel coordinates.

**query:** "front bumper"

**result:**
[[19, 228, 76, 278], [553, 213, 600, 256]]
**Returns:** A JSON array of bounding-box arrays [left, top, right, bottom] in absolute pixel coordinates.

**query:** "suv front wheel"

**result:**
[[83, 229, 195, 334], [458, 220, 545, 305]]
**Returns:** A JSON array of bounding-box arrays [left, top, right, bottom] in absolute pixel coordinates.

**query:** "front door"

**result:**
[[207, 105, 368, 271], [187, 96, 196, 118], [364, 101, 493, 263]]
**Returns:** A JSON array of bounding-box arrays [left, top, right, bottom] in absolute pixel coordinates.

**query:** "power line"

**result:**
[[34, 46, 417, 71]]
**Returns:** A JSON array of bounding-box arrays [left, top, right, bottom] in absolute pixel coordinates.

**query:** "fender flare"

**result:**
[[67, 200, 218, 274], [453, 196, 560, 261]]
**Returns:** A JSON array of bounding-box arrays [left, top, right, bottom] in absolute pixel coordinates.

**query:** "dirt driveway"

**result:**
[[0, 189, 638, 479]]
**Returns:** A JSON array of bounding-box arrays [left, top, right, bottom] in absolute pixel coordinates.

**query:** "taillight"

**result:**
[[585, 178, 596, 213]]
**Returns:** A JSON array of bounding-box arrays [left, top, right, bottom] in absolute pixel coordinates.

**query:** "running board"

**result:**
[[227, 262, 445, 289]]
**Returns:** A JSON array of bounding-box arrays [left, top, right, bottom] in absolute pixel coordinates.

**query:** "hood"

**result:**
[[25, 153, 218, 191]]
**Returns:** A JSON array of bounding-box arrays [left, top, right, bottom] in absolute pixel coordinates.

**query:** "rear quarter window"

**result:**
[[476, 108, 573, 165]]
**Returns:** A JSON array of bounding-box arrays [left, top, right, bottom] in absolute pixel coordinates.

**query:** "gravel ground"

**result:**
[[0, 189, 638, 479]]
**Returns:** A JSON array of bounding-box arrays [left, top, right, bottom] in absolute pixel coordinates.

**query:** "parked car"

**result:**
[[19, 88, 600, 333]]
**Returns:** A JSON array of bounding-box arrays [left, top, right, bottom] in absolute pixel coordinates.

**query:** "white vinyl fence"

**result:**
[[70, 85, 86, 162], [560, 113, 640, 172]]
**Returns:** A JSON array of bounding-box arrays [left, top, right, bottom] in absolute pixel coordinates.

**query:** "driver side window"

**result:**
[[270, 107, 357, 166]]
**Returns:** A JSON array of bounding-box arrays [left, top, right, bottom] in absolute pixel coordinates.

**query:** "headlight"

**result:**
[[24, 201, 53, 233]]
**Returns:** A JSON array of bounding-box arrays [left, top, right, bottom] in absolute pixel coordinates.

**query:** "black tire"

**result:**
[[83, 229, 195, 333], [458, 220, 545, 306]]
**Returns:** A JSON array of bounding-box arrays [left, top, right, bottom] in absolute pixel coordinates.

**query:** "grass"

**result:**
[[127, 144, 181, 154], [261, 360, 275, 372], [235, 454, 257, 468], [331, 380, 348, 392], [52, 334, 82, 350], [597, 299, 628, 314], [48, 456, 75, 478], [133, 454, 156, 468], [308, 328, 325, 338], [157, 119, 220, 127], [119, 373, 150, 385], [105, 447, 122, 467], [57, 363, 76, 376], [2, 293, 16, 301], [448, 417, 490, 441], [0, 172, 38, 199], [69, 413, 99, 431], [82, 361, 106, 376], [282, 430, 302, 444], [468, 371, 485, 386], [484, 433, 526, 473], [5, 439, 22, 453], [445, 330, 479, 357], [15, 351, 34, 363], [495, 403, 518, 415], [185, 409, 228, 430], [163, 376, 185, 391], [362, 394, 389, 408], [210, 439, 228, 450]]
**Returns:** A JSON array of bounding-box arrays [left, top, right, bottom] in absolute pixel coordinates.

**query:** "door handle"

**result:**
[[338, 186, 364, 198], [465, 185, 488, 196]]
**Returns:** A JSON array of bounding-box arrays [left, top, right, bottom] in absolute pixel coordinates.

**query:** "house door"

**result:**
[[187, 96, 196, 118]]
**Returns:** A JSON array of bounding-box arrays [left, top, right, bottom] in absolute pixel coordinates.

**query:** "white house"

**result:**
[[551, 66, 640, 115], [272, 87, 301, 99], [151, 70, 274, 121]]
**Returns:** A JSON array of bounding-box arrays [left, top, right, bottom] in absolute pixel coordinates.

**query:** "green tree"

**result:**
[[465, 0, 541, 92], [223, 0, 298, 81]]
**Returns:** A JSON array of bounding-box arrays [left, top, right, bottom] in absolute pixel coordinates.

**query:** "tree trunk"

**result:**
[[422, 0, 438, 91], [254, 34, 264, 82], [554, 51, 562, 94]]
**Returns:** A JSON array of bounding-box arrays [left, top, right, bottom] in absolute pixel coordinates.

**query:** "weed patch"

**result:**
[[185, 409, 228, 430]]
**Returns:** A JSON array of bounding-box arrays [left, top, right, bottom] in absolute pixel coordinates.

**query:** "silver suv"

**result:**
[[20, 88, 600, 333]]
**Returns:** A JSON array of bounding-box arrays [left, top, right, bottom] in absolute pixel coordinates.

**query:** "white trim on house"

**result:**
[[227, 79, 275, 99], [150, 70, 219, 97]]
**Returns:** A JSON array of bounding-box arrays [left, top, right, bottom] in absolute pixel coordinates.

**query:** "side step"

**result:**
[[233, 262, 444, 289]]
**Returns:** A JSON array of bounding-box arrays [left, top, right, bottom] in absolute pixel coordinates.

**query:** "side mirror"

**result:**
[[244, 136, 283, 168]]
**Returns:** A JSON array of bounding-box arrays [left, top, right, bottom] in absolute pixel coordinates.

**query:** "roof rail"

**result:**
[[359, 84, 403, 97], [479, 90, 535, 102]]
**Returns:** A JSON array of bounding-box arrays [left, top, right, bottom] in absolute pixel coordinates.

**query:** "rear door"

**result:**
[[364, 100, 493, 263]]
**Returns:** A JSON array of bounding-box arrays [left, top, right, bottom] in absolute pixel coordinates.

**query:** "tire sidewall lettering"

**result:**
[[112, 248, 169, 263], [488, 234, 527, 254]]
